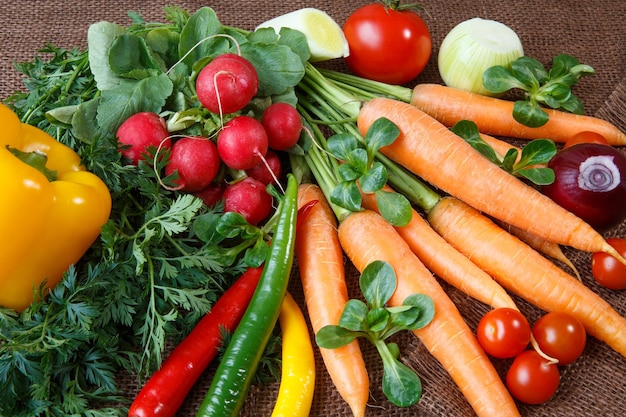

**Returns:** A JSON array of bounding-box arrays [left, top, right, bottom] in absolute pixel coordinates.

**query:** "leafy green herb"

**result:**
[[451, 120, 557, 185], [316, 260, 435, 407], [482, 53, 595, 127], [325, 117, 412, 226]]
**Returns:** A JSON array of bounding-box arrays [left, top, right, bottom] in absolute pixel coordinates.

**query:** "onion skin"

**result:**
[[542, 143, 626, 232]]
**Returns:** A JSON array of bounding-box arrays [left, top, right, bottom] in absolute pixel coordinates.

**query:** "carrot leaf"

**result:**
[[483, 54, 595, 127], [316, 260, 435, 408]]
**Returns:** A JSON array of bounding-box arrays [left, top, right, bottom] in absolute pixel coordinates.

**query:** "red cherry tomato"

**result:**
[[476, 308, 531, 358], [591, 237, 626, 290], [506, 350, 560, 404], [532, 312, 586, 365], [343, 3, 432, 84], [563, 131, 610, 148]]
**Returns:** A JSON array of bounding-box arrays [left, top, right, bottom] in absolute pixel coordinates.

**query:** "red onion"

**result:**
[[542, 143, 626, 232]]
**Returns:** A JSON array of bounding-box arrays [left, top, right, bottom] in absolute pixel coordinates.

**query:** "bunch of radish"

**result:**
[[115, 53, 303, 226]]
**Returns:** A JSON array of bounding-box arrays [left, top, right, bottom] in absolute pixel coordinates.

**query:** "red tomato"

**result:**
[[506, 350, 560, 404], [563, 131, 610, 148], [476, 308, 531, 359], [532, 312, 586, 365], [591, 237, 626, 290], [343, 3, 432, 84]]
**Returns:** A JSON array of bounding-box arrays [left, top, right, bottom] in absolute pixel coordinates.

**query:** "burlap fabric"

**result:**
[[1, 1, 625, 416]]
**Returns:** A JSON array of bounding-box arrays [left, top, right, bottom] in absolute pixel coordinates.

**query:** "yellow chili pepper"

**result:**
[[271, 292, 316, 417], [0, 103, 112, 312]]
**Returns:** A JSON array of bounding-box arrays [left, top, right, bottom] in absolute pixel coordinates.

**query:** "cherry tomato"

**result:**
[[506, 350, 560, 404], [532, 312, 586, 365], [476, 308, 531, 358], [343, 3, 432, 84], [563, 131, 610, 148], [591, 237, 626, 290]]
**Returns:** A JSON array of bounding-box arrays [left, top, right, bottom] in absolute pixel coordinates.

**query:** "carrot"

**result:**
[[357, 97, 626, 265], [410, 83, 626, 146], [428, 196, 626, 357], [296, 183, 369, 417], [360, 190, 518, 311], [337, 209, 520, 417], [498, 221, 582, 281]]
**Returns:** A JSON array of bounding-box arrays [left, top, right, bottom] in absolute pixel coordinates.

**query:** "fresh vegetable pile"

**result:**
[[1, 2, 625, 417]]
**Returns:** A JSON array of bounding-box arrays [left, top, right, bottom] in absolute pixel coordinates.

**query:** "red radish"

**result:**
[[245, 150, 282, 185], [116, 112, 171, 165], [261, 102, 303, 150], [223, 177, 273, 225], [165, 137, 221, 192], [196, 54, 258, 115], [217, 115, 268, 170], [194, 181, 226, 208]]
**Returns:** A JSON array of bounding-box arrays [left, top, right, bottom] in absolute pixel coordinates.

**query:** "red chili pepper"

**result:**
[[297, 199, 318, 233], [128, 266, 263, 417]]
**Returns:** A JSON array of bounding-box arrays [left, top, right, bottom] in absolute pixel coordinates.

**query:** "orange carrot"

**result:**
[[338, 209, 520, 417], [498, 221, 581, 281], [357, 97, 625, 264], [428, 196, 626, 357], [296, 184, 369, 417], [360, 190, 518, 311], [410, 83, 626, 146]]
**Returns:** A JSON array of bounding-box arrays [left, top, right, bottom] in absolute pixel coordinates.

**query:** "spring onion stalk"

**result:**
[[438, 18, 524, 96], [296, 69, 442, 214], [256, 8, 350, 62]]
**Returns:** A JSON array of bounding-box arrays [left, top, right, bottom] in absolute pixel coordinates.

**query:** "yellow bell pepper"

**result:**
[[271, 292, 316, 417], [0, 103, 112, 312]]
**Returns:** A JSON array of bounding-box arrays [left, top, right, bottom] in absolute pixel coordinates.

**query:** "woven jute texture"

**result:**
[[2, 1, 625, 416]]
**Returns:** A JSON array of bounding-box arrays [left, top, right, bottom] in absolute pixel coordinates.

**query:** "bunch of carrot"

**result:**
[[291, 63, 626, 417]]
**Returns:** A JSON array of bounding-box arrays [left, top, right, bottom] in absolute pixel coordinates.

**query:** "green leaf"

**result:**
[[145, 27, 182, 69], [327, 133, 359, 160], [364, 117, 400, 156], [70, 98, 101, 143], [338, 299, 369, 332], [109, 33, 163, 78], [360, 260, 396, 308], [512, 56, 549, 86], [178, 6, 228, 68], [559, 94, 585, 114], [501, 148, 519, 172], [96, 73, 174, 137], [87, 21, 126, 91], [192, 211, 226, 244], [381, 356, 423, 407], [315, 325, 361, 349], [400, 294, 435, 330], [367, 307, 391, 333], [345, 148, 368, 174], [337, 163, 361, 182], [451, 120, 501, 164], [482, 65, 526, 93], [517, 166, 555, 185], [359, 162, 387, 193], [374, 190, 412, 227], [517, 139, 557, 169], [330, 181, 362, 213], [512, 100, 549, 128], [241, 41, 306, 97], [275, 27, 311, 64]]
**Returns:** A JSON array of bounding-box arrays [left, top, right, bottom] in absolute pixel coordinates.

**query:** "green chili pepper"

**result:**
[[195, 174, 299, 417]]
